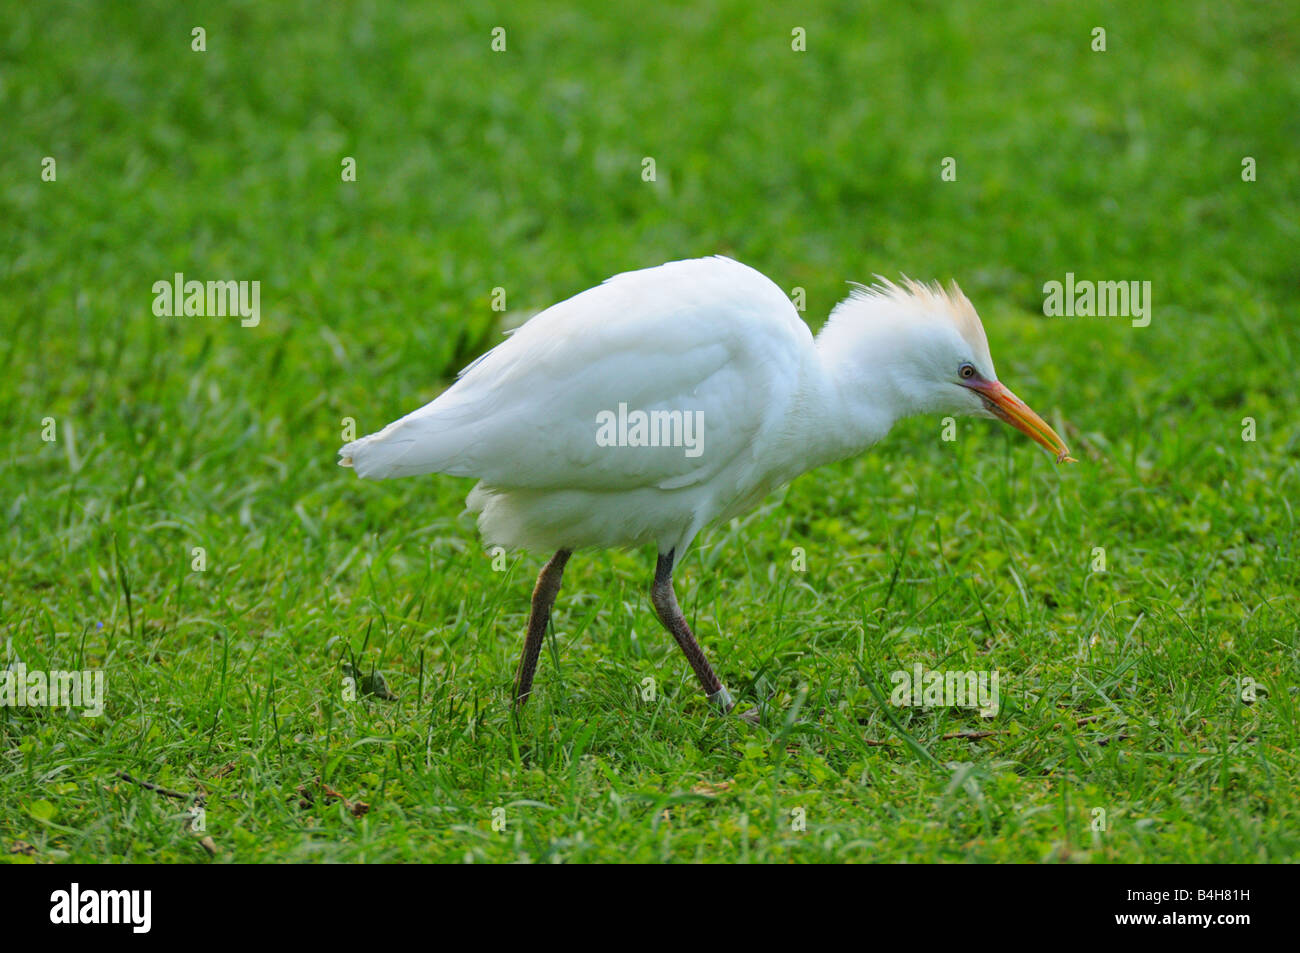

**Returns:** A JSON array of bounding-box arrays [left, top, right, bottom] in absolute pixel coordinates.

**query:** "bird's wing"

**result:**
[[343, 257, 812, 492]]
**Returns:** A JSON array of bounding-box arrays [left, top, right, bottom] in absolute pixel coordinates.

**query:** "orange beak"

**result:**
[[968, 379, 1076, 464]]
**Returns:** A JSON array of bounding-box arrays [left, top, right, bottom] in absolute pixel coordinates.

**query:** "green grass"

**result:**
[[2, 0, 1298, 862]]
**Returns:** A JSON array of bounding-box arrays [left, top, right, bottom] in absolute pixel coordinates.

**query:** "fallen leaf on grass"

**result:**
[[296, 778, 370, 816], [691, 780, 734, 796]]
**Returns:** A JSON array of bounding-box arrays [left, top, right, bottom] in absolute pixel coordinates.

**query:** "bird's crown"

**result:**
[[829, 276, 994, 373]]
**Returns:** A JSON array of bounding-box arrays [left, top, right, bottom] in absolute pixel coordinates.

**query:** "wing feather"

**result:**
[[343, 257, 812, 492]]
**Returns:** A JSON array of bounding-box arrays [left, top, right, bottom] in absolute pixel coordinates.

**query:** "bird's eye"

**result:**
[[959, 362, 976, 380]]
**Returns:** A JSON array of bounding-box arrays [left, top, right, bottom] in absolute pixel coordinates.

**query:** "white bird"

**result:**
[[340, 257, 1074, 714]]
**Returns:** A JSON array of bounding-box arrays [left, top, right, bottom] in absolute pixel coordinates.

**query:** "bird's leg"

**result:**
[[513, 549, 571, 707], [650, 550, 734, 712]]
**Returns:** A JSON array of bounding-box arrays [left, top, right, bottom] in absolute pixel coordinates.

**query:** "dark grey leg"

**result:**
[[650, 549, 734, 712], [513, 549, 571, 707]]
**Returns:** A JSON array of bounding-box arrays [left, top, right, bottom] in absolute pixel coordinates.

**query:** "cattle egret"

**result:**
[[340, 257, 1074, 714]]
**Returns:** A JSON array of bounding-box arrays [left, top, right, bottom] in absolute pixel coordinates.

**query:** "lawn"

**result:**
[[1, 0, 1297, 862]]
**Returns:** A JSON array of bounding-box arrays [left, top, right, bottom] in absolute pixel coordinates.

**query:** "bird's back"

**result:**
[[341, 257, 814, 501]]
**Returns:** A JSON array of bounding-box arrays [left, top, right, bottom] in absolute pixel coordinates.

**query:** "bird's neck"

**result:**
[[786, 326, 921, 471]]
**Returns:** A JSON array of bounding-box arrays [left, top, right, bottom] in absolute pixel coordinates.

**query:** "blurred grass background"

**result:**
[[1, 0, 1298, 862]]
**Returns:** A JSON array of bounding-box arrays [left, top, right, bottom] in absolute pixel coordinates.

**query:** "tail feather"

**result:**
[[339, 432, 414, 480], [338, 412, 473, 480]]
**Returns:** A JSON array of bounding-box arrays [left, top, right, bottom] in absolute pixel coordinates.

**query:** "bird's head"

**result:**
[[821, 278, 1076, 463]]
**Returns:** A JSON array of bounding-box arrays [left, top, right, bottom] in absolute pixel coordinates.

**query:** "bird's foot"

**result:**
[[707, 685, 734, 711], [708, 686, 760, 724]]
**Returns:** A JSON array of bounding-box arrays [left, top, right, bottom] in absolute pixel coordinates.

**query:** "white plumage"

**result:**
[[344, 258, 814, 553], [341, 256, 1072, 714]]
